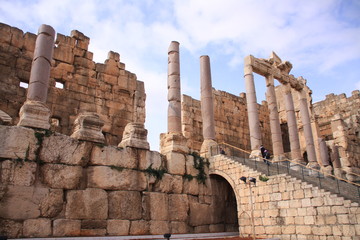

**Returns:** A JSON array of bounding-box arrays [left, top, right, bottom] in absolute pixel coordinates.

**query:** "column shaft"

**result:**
[[200, 55, 215, 140], [167, 41, 182, 133], [244, 63, 262, 153], [283, 84, 303, 161], [298, 90, 318, 166], [265, 75, 284, 158]]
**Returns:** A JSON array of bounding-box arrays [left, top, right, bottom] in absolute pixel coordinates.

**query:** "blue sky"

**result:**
[[1, 0, 360, 151]]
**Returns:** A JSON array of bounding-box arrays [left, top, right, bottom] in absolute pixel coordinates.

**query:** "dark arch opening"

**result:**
[[210, 174, 239, 232]]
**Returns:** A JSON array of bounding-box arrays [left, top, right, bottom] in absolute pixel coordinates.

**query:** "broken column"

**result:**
[[283, 84, 303, 162], [119, 80, 149, 150], [265, 74, 284, 160], [200, 55, 217, 157], [70, 112, 105, 143], [318, 138, 332, 175], [297, 89, 319, 168], [244, 56, 262, 158], [160, 41, 188, 154], [18, 24, 55, 129]]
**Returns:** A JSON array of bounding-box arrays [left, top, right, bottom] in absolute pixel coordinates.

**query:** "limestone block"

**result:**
[[40, 134, 92, 165], [166, 152, 185, 175], [53, 219, 81, 237], [168, 194, 189, 221], [149, 220, 170, 235], [107, 219, 130, 236], [80, 229, 107, 236], [87, 166, 146, 191], [90, 145, 137, 169], [98, 72, 118, 85], [144, 192, 169, 221], [194, 225, 209, 233], [160, 133, 189, 155], [0, 126, 37, 160], [139, 150, 162, 170], [65, 188, 108, 219], [40, 189, 64, 218], [189, 202, 212, 226], [74, 56, 95, 69], [209, 224, 225, 233], [53, 45, 74, 64], [170, 221, 188, 234], [0, 160, 36, 186], [95, 63, 120, 77], [18, 100, 51, 130], [71, 112, 105, 144], [41, 164, 83, 189], [23, 32, 36, 52], [129, 220, 150, 235], [186, 155, 199, 176], [23, 218, 51, 237], [118, 123, 149, 150], [0, 219, 22, 238], [183, 178, 200, 195], [0, 186, 48, 219], [108, 191, 142, 220], [153, 174, 183, 194]]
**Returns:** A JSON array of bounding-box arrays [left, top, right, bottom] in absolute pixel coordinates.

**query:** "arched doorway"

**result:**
[[210, 174, 239, 232]]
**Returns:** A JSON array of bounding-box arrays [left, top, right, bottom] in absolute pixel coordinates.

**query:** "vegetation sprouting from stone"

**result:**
[[259, 175, 269, 182], [144, 163, 167, 180], [110, 165, 124, 172], [191, 152, 209, 184], [183, 174, 194, 181]]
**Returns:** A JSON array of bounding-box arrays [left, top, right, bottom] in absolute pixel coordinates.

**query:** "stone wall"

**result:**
[[211, 155, 360, 239], [0, 22, 145, 146], [182, 89, 272, 153], [0, 125, 237, 238]]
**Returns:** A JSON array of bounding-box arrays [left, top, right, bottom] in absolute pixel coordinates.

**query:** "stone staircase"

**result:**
[[217, 148, 360, 204]]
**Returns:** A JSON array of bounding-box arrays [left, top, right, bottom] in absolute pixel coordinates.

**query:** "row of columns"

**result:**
[[244, 64, 320, 167]]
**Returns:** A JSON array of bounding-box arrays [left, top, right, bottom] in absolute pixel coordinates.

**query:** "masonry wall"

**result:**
[[211, 155, 360, 239], [182, 89, 272, 153], [0, 23, 144, 146], [0, 125, 237, 238]]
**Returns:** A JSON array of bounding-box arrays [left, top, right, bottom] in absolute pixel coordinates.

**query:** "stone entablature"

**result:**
[[0, 23, 145, 146]]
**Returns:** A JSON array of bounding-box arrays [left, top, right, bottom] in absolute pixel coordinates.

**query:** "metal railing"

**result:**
[[211, 142, 360, 203]]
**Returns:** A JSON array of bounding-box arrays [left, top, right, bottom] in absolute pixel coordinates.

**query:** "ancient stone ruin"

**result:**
[[0, 23, 360, 239]]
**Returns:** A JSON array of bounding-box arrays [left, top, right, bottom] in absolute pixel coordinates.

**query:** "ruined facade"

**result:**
[[1, 22, 360, 239]]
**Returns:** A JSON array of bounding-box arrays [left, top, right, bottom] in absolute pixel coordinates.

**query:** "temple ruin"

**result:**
[[0, 23, 360, 239]]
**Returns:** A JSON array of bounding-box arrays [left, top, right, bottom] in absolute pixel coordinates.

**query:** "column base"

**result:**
[[160, 132, 188, 155], [320, 165, 333, 176], [333, 168, 344, 179], [17, 100, 51, 130], [200, 139, 218, 158], [70, 112, 105, 144], [249, 149, 262, 160], [306, 161, 320, 169], [119, 122, 149, 150]]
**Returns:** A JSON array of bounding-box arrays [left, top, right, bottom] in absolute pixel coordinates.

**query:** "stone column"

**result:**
[[167, 41, 182, 134], [283, 84, 303, 162], [244, 56, 262, 158], [297, 90, 319, 168], [329, 143, 343, 178], [18, 24, 55, 129], [265, 74, 284, 160], [160, 41, 188, 154], [200, 55, 217, 157], [318, 138, 332, 174]]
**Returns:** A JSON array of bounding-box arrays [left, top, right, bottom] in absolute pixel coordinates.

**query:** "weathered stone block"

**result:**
[[150, 220, 170, 235], [143, 192, 169, 221], [0, 126, 37, 160], [166, 152, 186, 175], [183, 179, 200, 195], [90, 145, 137, 169], [1, 160, 36, 186], [40, 189, 64, 218], [0, 186, 48, 219], [81, 220, 107, 229], [0, 219, 22, 238], [169, 194, 189, 221], [53, 219, 81, 237], [129, 220, 149, 235], [296, 225, 312, 235], [65, 188, 108, 219], [107, 219, 130, 236], [153, 174, 183, 194], [87, 166, 146, 191], [170, 221, 189, 234], [80, 229, 107, 236], [108, 191, 142, 220], [186, 155, 199, 176], [189, 202, 212, 226], [23, 218, 51, 237], [41, 164, 83, 189], [40, 134, 92, 165]]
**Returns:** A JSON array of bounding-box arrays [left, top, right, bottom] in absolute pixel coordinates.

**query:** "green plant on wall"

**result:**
[[259, 175, 269, 182], [144, 163, 167, 180], [191, 152, 209, 184]]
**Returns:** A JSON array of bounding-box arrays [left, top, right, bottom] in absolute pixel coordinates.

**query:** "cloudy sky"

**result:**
[[1, 0, 359, 150]]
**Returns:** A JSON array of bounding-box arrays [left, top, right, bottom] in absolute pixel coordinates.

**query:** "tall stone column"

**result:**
[[297, 90, 319, 168], [244, 56, 262, 158], [18, 24, 55, 129], [283, 84, 303, 162], [160, 41, 188, 154], [265, 74, 284, 160], [200, 55, 217, 157], [167, 41, 182, 134]]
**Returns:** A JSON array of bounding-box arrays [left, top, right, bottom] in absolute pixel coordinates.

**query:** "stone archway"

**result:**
[[209, 173, 239, 232]]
